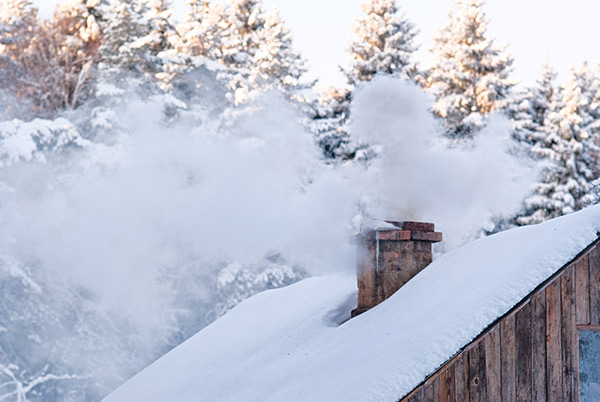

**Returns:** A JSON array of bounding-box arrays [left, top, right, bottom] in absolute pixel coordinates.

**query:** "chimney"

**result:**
[[351, 220, 442, 317]]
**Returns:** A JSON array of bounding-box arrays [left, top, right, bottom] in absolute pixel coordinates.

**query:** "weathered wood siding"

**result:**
[[401, 240, 600, 402]]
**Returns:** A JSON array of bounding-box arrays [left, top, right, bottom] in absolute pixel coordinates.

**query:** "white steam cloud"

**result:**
[[2, 93, 356, 323], [0, 75, 535, 400], [349, 77, 536, 249]]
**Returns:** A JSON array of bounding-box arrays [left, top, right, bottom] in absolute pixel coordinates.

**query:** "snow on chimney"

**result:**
[[351, 220, 442, 317]]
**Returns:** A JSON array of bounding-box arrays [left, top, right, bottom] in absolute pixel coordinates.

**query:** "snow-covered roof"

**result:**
[[103, 205, 600, 402]]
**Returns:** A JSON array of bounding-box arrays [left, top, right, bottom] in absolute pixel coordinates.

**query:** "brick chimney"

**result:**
[[351, 221, 442, 317]]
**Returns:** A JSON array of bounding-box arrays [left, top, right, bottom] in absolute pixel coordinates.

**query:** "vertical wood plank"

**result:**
[[515, 303, 532, 402], [424, 377, 436, 402], [485, 326, 502, 402], [455, 354, 468, 402], [469, 340, 487, 402], [439, 365, 455, 402], [432, 376, 440, 402], [501, 314, 516, 402], [439, 369, 447, 402], [407, 387, 424, 402], [546, 280, 563, 400], [423, 381, 434, 402], [575, 255, 590, 325], [561, 266, 578, 402], [589, 245, 600, 324], [530, 291, 547, 402]]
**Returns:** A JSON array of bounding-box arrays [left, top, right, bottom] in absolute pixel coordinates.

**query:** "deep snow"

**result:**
[[103, 204, 600, 402]]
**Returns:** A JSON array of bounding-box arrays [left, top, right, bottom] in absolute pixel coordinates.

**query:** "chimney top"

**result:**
[[352, 220, 442, 244]]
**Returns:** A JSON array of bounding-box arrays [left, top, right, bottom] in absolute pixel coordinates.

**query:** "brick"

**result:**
[[378, 230, 412, 241], [411, 231, 443, 242], [389, 221, 435, 232]]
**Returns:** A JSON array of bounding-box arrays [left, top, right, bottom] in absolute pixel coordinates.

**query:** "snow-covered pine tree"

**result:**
[[425, 0, 515, 139], [220, 0, 263, 66], [217, 0, 266, 104], [573, 62, 600, 143], [510, 60, 556, 146], [177, 0, 226, 61], [215, 0, 310, 106], [310, 86, 353, 159], [99, 0, 151, 73], [344, 0, 418, 85], [137, 0, 175, 57], [515, 66, 599, 225], [577, 62, 600, 180], [253, 7, 310, 102], [311, 0, 418, 160], [132, 0, 180, 86]]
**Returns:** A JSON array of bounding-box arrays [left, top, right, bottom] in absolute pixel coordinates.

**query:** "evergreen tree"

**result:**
[[345, 0, 418, 85], [146, 0, 178, 78], [217, 0, 265, 104], [311, 0, 419, 160], [510, 60, 556, 146], [426, 0, 515, 138], [573, 62, 600, 141], [310, 86, 353, 159], [99, 0, 151, 73], [253, 7, 309, 102], [177, 0, 226, 61], [577, 62, 600, 180], [220, 0, 264, 66], [516, 66, 599, 225], [121, 0, 180, 86], [138, 0, 176, 58], [215, 0, 309, 105], [100, 0, 183, 89]]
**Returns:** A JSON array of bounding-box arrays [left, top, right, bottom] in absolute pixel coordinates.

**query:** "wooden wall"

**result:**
[[400, 240, 600, 402]]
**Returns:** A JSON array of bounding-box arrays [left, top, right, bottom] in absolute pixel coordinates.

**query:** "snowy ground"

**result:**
[[103, 204, 600, 402]]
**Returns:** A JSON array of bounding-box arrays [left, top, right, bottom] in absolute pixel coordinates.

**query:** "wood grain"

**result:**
[[515, 303, 532, 402], [530, 291, 547, 402], [546, 280, 562, 400], [575, 255, 590, 325], [468, 341, 487, 402], [501, 314, 516, 402], [485, 326, 502, 402], [561, 266, 577, 402]]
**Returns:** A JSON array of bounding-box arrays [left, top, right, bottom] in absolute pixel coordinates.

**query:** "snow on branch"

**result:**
[[0, 364, 84, 402]]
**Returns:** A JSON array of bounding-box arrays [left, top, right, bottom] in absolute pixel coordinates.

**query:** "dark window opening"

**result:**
[[579, 330, 600, 401]]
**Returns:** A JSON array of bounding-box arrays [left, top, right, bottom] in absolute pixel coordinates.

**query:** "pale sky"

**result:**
[[34, 0, 600, 89], [259, 0, 600, 89]]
